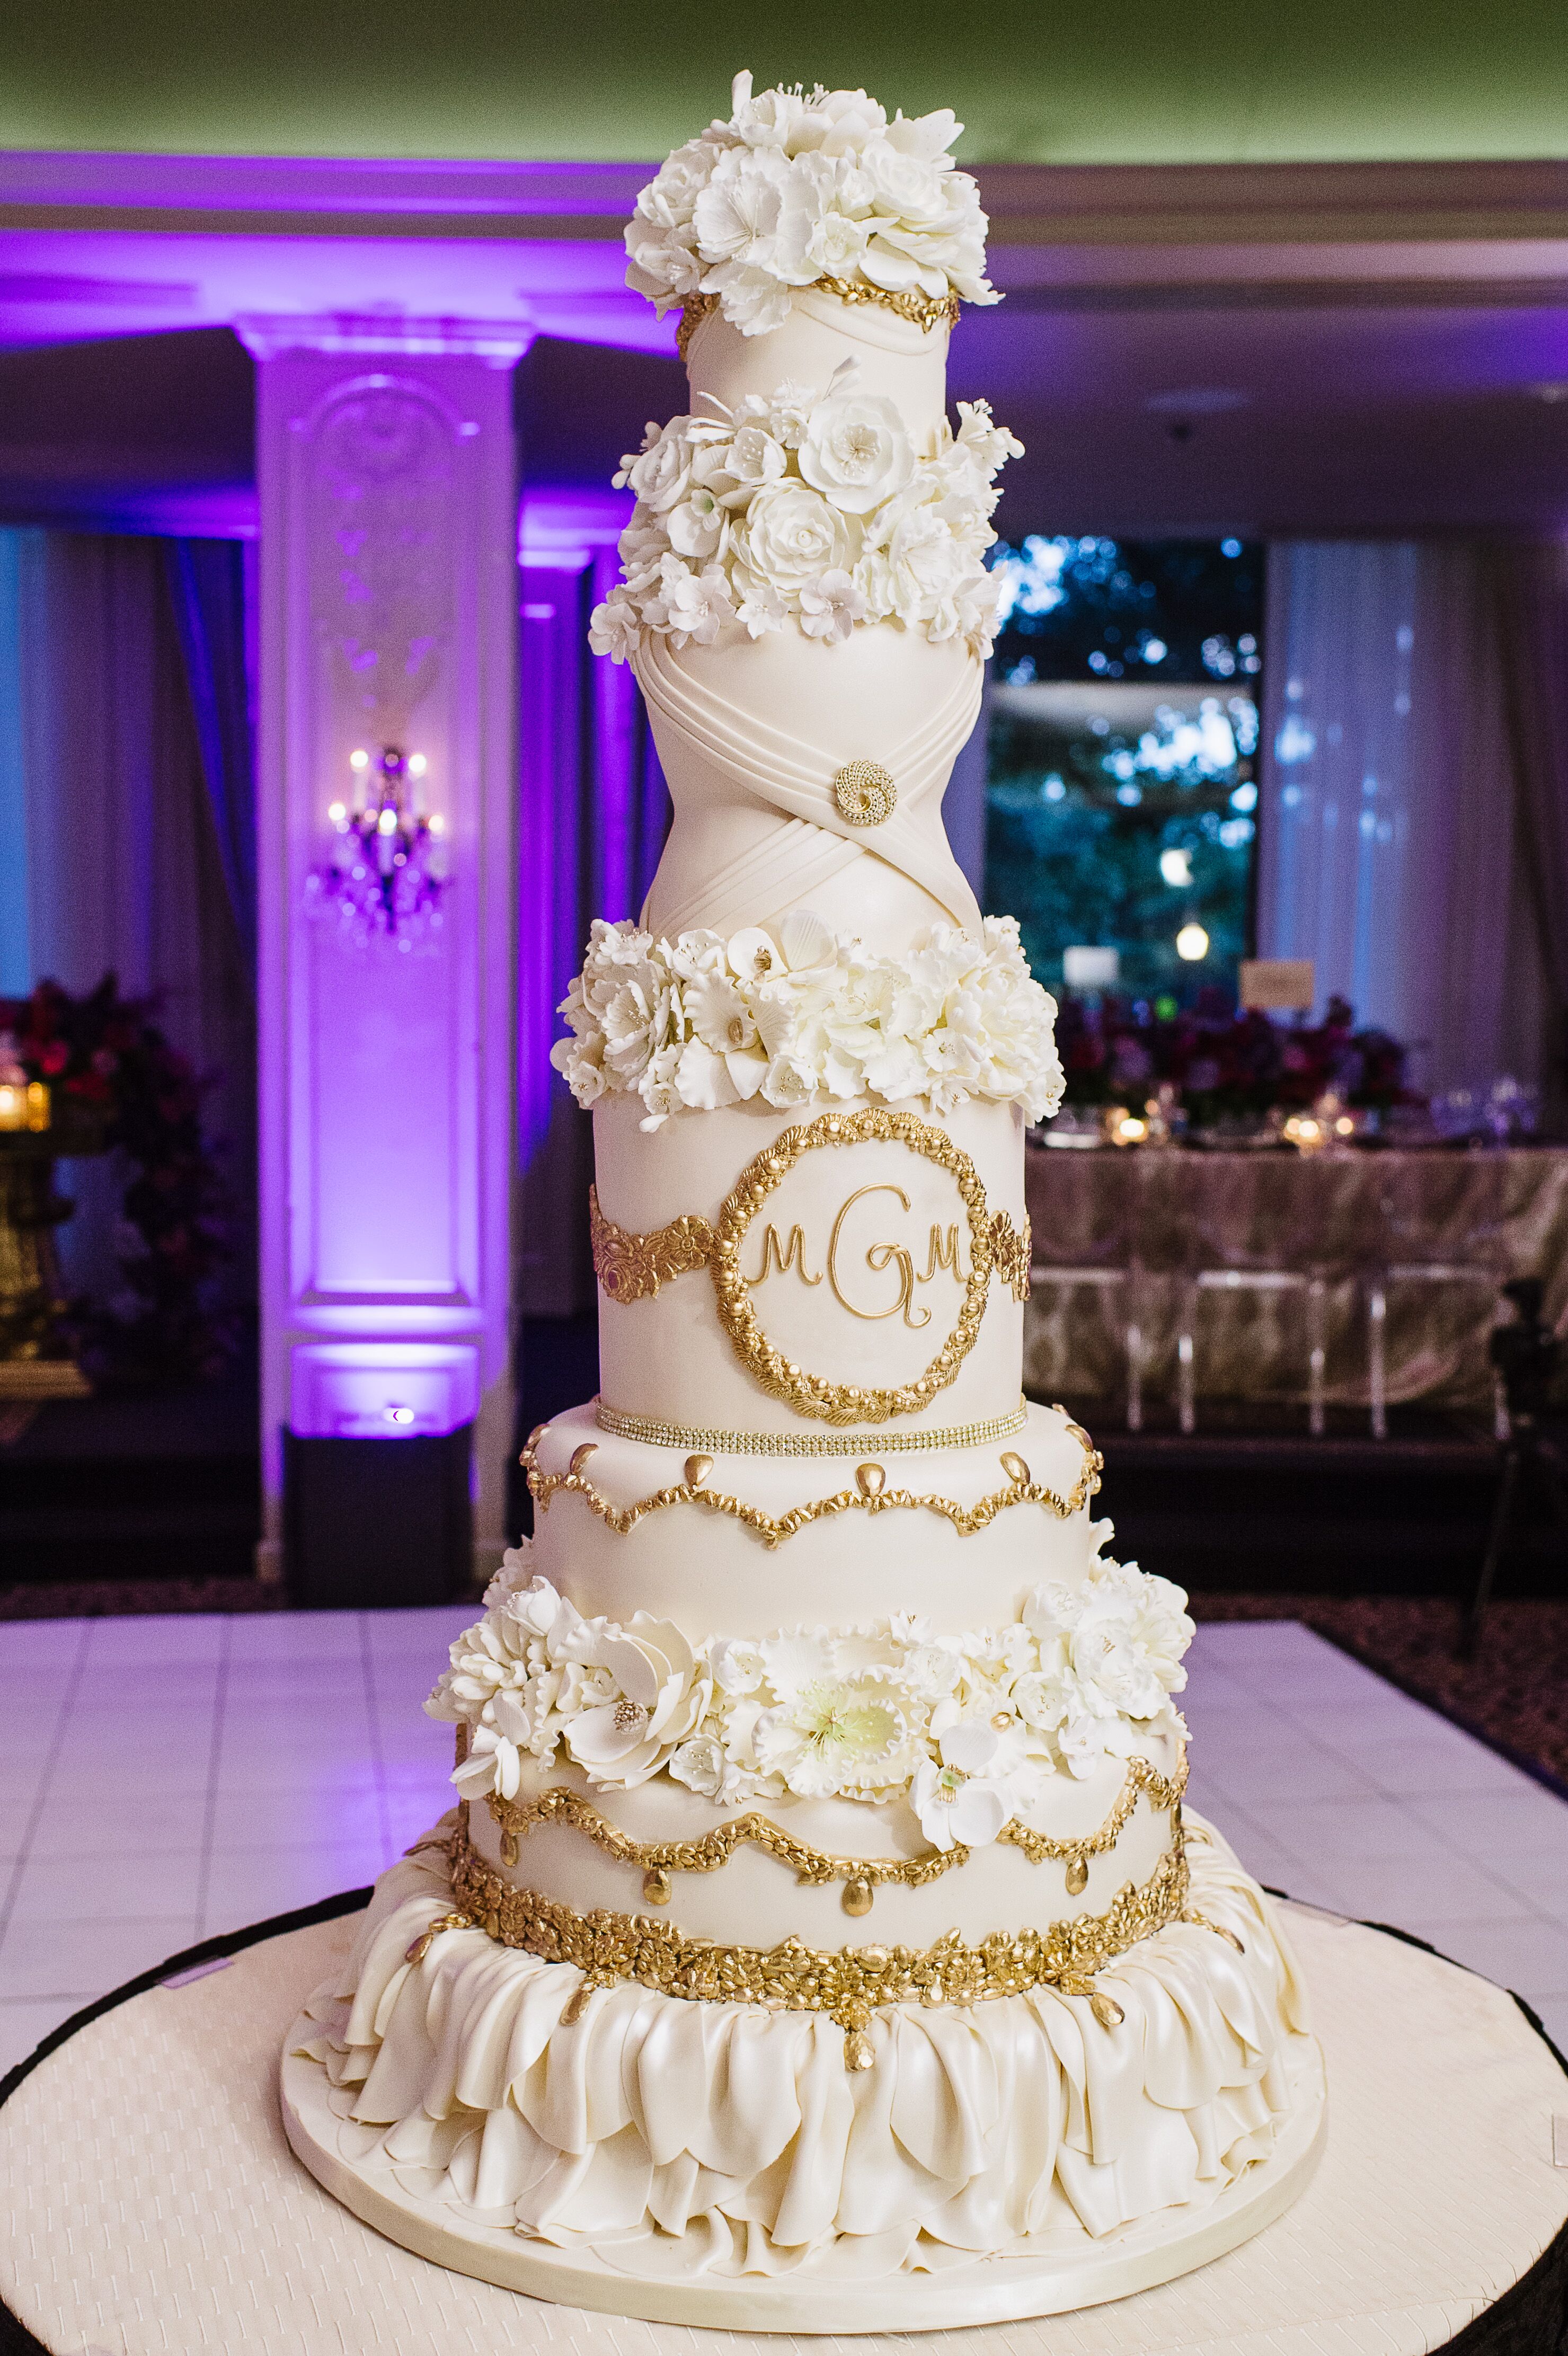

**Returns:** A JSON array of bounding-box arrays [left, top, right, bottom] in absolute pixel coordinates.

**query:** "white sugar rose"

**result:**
[[733, 482, 851, 595], [798, 389, 914, 515], [621, 426, 692, 514], [861, 141, 948, 226]]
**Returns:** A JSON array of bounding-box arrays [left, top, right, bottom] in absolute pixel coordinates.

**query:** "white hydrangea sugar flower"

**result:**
[[624, 70, 1000, 336], [551, 911, 1062, 1131]]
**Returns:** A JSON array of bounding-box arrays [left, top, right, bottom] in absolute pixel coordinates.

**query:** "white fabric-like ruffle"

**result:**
[[292, 1813, 1309, 2279]]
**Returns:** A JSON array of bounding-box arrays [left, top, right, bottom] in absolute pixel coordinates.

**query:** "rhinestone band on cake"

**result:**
[[595, 1397, 1030, 1454]]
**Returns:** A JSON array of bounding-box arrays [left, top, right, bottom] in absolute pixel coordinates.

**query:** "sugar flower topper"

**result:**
[[625, 69, 1000, 338]]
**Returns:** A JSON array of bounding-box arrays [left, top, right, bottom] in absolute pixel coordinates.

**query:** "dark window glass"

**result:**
[[984, 537, 1263, 1008]]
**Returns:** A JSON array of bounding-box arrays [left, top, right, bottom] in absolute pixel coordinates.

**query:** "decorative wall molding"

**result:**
[[254, 322, 522, 1575]]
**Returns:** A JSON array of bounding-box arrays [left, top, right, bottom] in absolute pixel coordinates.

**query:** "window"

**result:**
[[984, 538, 1263, 1006]]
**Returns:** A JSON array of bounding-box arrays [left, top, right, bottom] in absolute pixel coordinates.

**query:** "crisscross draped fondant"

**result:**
[[634, 631, 984, 942]]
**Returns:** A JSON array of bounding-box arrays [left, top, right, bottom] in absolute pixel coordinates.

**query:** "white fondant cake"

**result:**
[[284, 70, 1323, 2325]]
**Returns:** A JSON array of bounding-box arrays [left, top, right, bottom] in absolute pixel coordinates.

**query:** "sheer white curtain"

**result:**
[[1257, 540, 1547, 1099]]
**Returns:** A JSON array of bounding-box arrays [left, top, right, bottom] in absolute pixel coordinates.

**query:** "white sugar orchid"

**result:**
[[910, 1723, 1017, 1850]]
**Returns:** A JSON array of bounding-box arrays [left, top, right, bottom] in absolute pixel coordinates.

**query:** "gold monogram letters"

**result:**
[[590, 1111, 1034, 1424]]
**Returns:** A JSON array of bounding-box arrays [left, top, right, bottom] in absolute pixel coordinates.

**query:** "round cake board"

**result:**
[[279, 2012, 1326, 2331], [0, 1897, 1564, 2356]]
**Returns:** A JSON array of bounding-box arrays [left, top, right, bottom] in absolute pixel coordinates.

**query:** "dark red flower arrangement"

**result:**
[[1052, 988, 1419, 1129], [0, 975, 238, 1383]]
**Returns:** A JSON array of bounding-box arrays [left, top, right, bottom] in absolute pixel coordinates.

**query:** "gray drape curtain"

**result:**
[[0, 527, 255, 1299], [1484, 538, 1568, 1111], [1257, 539, 1551, 1104]]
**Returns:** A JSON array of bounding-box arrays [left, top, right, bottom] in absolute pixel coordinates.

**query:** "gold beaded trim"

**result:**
[[676, 280, 960, 363], [591, 1180, 1032, 1318], [445, 1828, 1186, 2059], [593, 1397, 1029, 1456], [483, 1753, 1187, 1917], [521, 1424, 1102, 1548]]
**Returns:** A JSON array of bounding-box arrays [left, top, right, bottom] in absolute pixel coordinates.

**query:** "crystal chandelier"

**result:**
[[305, 746, 449, 951]]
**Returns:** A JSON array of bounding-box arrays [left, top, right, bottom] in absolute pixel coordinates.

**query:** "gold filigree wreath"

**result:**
[[521, 1422, 1102, 1549]]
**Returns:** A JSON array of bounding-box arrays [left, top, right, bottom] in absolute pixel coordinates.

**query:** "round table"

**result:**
[[1, 1891, 1564, 2354]]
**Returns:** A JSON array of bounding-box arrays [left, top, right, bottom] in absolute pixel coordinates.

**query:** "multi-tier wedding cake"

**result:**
[[283, 73, 1325, 2327]]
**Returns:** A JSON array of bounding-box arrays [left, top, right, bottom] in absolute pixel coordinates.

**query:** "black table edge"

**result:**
[[1, 1891, 1564, 2354]]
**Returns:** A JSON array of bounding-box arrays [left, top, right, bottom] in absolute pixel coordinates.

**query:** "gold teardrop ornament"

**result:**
[[844, 2027, 876, 2070], [561, 1979, 597, 2025], [843, 1875, 874, 1917], [1090, 1990, 1125, 2030], [684, 1454, 713, 1487], [1065, 1856, 1089, 1897], [642, 1867, 673, 1906], [569, 1442, 598, 1475], [832, 759, 897, 826], [855, 1463, 885, 1498], [999, 1451, 1031, 1486]]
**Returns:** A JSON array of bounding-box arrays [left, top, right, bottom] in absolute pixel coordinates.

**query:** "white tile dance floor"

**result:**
[[2, 1611, 1565, 2078]]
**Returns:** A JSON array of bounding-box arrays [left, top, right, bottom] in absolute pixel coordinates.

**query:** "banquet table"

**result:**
[[1023, 1139, 1568, 1419]]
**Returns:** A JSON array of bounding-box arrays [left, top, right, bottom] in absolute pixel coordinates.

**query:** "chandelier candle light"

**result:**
[[306, 746, 449, 950]]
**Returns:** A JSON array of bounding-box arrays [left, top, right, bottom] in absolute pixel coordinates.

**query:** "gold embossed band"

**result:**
[[594, 1397, 1029, 1455], [677, 279, 960, 362], [443, 1827, 1189, 2061]]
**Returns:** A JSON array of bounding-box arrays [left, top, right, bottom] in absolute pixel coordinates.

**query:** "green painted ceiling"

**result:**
[[1, 0, 1565, 164]]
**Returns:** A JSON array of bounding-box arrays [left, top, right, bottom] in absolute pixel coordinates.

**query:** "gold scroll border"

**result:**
[[677, 280, 961, 363], [521, 1424, 1103, 1548], [440, 1827, 1193, 2059], [595, 1107, 1026, 1427], [483, 1752, 1188, 1901]]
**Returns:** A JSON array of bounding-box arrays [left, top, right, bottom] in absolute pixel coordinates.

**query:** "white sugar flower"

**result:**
[[669, 1732, 745, 1803], [798, 385, 914, 514], [752, 1664, 913, 1799], [732, 482, 851, 596], [566, 1613, 710, 1788], [910, 1723, 1016, 1850], [798, 568, 868, 644]]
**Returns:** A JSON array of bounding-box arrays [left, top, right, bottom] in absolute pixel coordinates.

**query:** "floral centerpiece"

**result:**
[[426, 1540, 1194, 1850], [1051, 989, 1419, 1135], [0, 976, 237, 1382], [624, 69, 1000, 338], [589, 359, 1022, 663], [551, 908, 1064, 1130]]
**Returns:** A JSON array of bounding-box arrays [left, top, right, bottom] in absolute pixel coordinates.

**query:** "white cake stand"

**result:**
[[2, 1894, 1564, 2355]]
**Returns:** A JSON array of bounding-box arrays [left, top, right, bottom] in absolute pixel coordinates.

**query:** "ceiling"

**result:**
[[0, 0, 1564, 165], [1, 155, 1567, 539]]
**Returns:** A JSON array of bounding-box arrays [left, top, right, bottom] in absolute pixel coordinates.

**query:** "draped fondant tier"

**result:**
[[289, 1818, 1317, 2284]]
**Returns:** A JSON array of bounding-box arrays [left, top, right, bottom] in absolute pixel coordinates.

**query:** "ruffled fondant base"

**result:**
[[282, 1811, 1322, 2315]]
